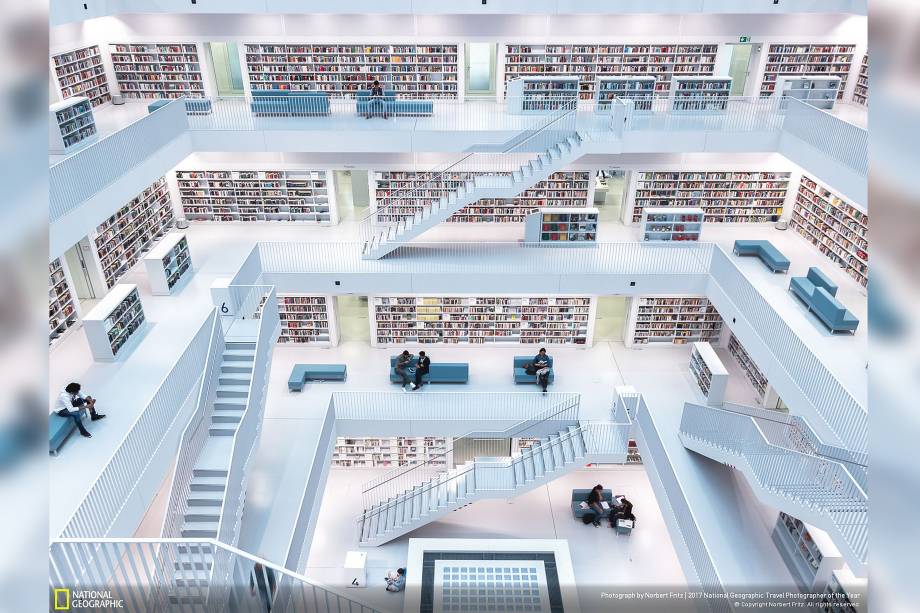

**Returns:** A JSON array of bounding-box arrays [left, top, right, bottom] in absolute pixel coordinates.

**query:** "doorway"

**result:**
[[727, 44, 755, 96], [593, 170, 628, 222], [336, 296, 370, 343], [63, 238, 105, 304], [594, 297, 628, 342], [207, 42, 245, 96], [464, 43, 497, 98], [452, 437, 511, 467]]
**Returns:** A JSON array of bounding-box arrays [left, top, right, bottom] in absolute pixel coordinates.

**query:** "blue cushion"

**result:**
[[733, 240, 790, 273], [289, 364, 347, 391], [571, 489, 613, 518], [390, 356, 468, 383], [806, 267, 838, 296], [185, 99, 212, 114], [513, 355, 553, 368], [811, 287, 859, 332], [513, 355, 554, 384], [49, 413, 76, 454], [789, 276, 815, 304], [147, 99, 170, 113]]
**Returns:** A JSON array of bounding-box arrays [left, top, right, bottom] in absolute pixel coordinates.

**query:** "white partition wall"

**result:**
[[83, 284, 147, 361]]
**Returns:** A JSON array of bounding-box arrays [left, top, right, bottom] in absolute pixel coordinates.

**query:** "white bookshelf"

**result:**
[[506, 76, 580, 113], [143, 233, 191, 295], [110, 43, 205, 99], [51, 45, 111, 107], [822, 567, 866, 613], [371, 170, 589, 224], [641, 207, 703, 241], [93, 177, 175, 289], [689, 341, 728, 407], [776, 75, 841, 110], [852, 54, 868, 107], [503, 43, 718, 100], [49, 97, 97, 153], [670, 76, 731, 111], [760, 44, 855, 100], [49, 258, 80, 347], [371, 295, 595, 347], [773, 512, 844, 592], [595, 76, 656, 111], [726, 333, 771, 404], [332, 436, 451, 468], [177, 169, 335, 223], [277, 294, 338, 345], [83, 284, 147, 361], [629, 171, 790, 224], [524, 207, 598, 244], [245, 43, 459, 98], [791, 175, 868, 288], [626, 296, 723, 346]]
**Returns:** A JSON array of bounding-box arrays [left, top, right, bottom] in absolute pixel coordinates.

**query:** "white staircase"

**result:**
[[361, 130, 589, 259], [678, 402, 868, 574], [358, 422, 627, 546]]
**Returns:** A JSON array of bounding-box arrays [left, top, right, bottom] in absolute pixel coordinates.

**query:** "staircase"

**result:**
[[361, 104, 586, 259], [358, 422, 628, 546], [678, 402, 868, 574]]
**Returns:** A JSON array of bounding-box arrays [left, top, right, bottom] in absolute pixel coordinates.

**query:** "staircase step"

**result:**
[[181, 521, 218, 538], [548, 434, 565, 468], [523, 451, 536, 482], [513, 458, 525, 486], [223, 350, 255, 361], [174, 558, 213, 571], [173, 575, 210, 589], [192, 468, 228, 478], [568, 426, 587, 458], [560, 431, 576, 464], [168, 594, 207, 605], [219, 375, 252, 386], [531, 443, 546, 477], [187, 490, 224, 507], [212, 412, 243, 424], [226, 341, 256, 350], [537, 439, 554, 472], [209, 425, 238, 436], [190, 476, 226, 492], [214, 401, 247, 411], [220, 361, 253, 374], [184, 511, 221, 523], [216, 385, 249, 398], [176, 544, 214, 555]]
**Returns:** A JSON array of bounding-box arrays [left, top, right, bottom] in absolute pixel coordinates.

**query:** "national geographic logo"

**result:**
[[52, 589, 125, 610]]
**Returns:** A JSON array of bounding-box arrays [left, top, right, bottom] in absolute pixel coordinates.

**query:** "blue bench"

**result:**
[[790, 267, 859, 333], [49, 411, 80, 455], [513, 355, 554, 385], [733, 240, 791, 273], [389, 356, 469, 384], [250, 90, 330, 117], [147, 98, 213, 115], [356, 90, 434, 117], [288, 364, 348, 392], [571, 489, 615, 520]]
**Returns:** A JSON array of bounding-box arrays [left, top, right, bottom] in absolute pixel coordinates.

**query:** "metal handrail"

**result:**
[[360, 392, 580, 511]]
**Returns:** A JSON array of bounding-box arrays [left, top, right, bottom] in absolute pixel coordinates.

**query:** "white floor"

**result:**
[[303, 466, 685, 613]]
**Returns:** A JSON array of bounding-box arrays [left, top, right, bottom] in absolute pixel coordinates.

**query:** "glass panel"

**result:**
[[728, 44, 754, 96], [208, 42, 244, 96], [466, 43, 496, 94]]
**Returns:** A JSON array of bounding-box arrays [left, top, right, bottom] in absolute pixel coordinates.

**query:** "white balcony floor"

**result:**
[[49, 217, 866, 537]]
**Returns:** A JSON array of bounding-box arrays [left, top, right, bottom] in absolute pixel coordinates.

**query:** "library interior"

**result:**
[[47, 2, 869, 612]]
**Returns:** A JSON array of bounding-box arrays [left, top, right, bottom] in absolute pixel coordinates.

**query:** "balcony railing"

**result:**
[[782, 97, 868, 176]]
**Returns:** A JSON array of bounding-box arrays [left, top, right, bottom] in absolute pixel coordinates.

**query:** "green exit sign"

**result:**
[[739, 36, 751, 43]]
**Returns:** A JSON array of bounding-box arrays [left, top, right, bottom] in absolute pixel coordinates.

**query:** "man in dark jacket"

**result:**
[[395, 350, 414, 389], [413, 351, 430, 390]]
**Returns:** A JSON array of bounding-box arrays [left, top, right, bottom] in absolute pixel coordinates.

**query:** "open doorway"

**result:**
[[593, 170, 628, 222], [333, 170, 370, 224], [727, 44, 755, 96], [206, 42, 245, 96], [336, 296, 370, 343], [464, 43, 497, 98], [594, 297, 628, 342], [63, 237, 106, 309]]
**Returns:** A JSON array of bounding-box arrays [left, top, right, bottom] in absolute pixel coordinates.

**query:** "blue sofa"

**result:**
[[356, 90, 433, 117], [147, 98, 213, 115], [733, 240, 791, 273], [571, 489, 615, 520], [513, 355, 554, 385], [49, 412, 78, 455], [790, 267, 859, 333], [250, 90, 330, 117], [389, 356, 469, 384], [288, 364, 348, 392]]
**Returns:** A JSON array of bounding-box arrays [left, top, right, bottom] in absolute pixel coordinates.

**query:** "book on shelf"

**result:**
[[52, 45, 111, 107], [277, 294, 335, 344], [49, 258, 79, 346], [760, 44, 855, 100], [110, 42, 205, 99], [629, 296, 723, 346], [83, 284, 146, 361]]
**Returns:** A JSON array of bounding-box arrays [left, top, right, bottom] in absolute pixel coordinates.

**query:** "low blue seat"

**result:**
[[513, 355, 554, 385], [356, 90, 434, 117], [389, 356, 469, 384], [571, 489, 614, 519], [288, 364, 348, 392], [251, 90, 330, 117], [733, 240, 791, 273], [789, 267, 857, 333], [147, 98, 213, 115], [49, 412, 77, 455]]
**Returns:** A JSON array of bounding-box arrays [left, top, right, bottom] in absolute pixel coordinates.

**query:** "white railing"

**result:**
[[59, 311, 218, 538], [635, 396, 731, 613], [212, 285, 279, 587], [679, 402, 868, 567], [582, 422, 632, 460], [624, 95, 785, 133], [782, 97, 868, 176], [255, 240, 715, 276], [161, 310, 226, 539], [708, 248, 867, 453], [49, 538, 382, 613], [49, 99, 188, 222]]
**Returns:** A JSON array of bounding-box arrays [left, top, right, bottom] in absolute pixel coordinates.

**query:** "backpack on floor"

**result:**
[[582, 512, 597, 525]]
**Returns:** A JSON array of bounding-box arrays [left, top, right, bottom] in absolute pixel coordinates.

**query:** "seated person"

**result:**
[[368, 79, 388, 119], [533, 347, 551, 393], [586, 484, 607, 527], [395, 350, 414, 390], [413, 350, 430, 390], [385, 568, 406, 592], [609, 496, 635, 527], [55, 382, 106, 439]]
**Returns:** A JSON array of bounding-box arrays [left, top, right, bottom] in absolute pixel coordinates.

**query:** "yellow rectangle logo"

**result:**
[[53, 588, 70, 610]]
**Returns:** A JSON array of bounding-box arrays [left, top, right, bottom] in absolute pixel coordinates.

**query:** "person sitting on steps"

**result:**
[[55, 382, 105, 438], [412, 351, 430, 390]]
